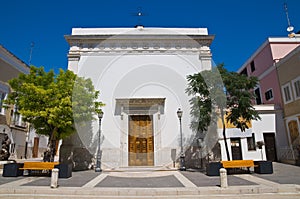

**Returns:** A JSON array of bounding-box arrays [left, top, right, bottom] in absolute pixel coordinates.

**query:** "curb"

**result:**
[[0, 184, 299, 198]]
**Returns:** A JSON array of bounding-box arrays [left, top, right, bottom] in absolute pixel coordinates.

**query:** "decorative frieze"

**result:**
[[65, 35, 214, 55]]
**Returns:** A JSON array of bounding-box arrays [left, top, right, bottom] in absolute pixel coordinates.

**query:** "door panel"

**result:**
[[263, 133, 277, 161], [128, 115, 154, 166], [32, 137, 39, 158], [231, 138, 242, 160]]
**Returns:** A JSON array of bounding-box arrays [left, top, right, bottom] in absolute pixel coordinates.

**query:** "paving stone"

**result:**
[[180, 171, 257, 187], [96, 175, 184, 187], [0, 162, 300, 198]]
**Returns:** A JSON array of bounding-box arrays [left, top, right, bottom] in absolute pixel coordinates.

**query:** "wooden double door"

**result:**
[[128, 115, 154, 166]]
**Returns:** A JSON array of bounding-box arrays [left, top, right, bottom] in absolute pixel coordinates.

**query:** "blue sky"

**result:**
[[1, 0, 299, 73]]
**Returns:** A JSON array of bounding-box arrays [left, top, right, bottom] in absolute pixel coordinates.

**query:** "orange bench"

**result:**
[[19, 162, 59, 172], [221, 160, 255, 173]]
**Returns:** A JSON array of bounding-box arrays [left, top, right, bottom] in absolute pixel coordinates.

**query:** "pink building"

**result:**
[[237, 36, 300, 163]]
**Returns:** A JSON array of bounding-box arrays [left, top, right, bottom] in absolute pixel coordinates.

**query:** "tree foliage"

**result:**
[[186, 64, 260, 160], [6, 66, 104, 161]]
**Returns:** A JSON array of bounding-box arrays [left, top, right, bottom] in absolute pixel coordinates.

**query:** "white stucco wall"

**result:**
[[219, 105, 277, 161], [77, 54, 205, 167], [66, 27, 214, 168]]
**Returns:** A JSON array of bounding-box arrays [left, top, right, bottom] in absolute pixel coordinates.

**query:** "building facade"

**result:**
[[0, 45, 48, 160], [218, 105, 278, 162], [0, 45, 30, 159], [237, 36, 300, 163], [276, 45, 300, 164], [65, 27, 214, 169]]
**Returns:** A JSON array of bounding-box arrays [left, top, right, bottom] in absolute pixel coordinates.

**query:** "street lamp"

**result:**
[[177, 108, 186, 171], [95, 111, 103, 172]]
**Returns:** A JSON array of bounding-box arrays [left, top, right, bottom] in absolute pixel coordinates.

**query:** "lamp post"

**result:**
[[177, 108, 186, 171], [95, 111, 103, 172]]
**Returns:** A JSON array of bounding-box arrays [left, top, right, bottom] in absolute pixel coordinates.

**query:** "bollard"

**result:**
[[50, 168, 59, 188], [219, 168, 228, 188]]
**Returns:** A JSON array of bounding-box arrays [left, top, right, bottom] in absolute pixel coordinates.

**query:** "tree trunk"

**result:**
[[45, 128, 57, 162], [221, 109, 230, 161], [49, 139, 56, 162]]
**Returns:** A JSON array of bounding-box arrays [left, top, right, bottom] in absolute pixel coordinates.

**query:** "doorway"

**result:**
[[128, 115, 154, 166], [32, 137, 39, 158], [230, 138, 242, 160], [263, 133, 277, 161]]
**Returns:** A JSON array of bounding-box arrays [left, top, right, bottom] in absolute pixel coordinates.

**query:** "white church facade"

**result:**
[[65, 27, 215, 169]]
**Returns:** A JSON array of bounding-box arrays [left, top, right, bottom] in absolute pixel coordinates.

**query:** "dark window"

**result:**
[[283, 85, 292, 102], [265, 89, 273, 101], [255, 88, 262, 105], [293, 78, 300, 98], [250, 61, 255, 72], [247, 133, 256, 151], [240, 68, 248, 76], [0, 92, 5, 110]]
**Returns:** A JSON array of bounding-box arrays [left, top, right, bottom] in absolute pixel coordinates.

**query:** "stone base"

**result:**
[[59, 143, 93, 171], [254, 161, 273, 174], [206, 162, 222, 176], [2, 163, 24, 177], [54, 163, 73, 178]]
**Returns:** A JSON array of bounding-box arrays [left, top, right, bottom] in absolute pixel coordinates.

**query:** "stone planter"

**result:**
[[2, 163, 24, 177], [254, 161, 273, 174], [206, 162, 222, 176], [54, 163, 72, 178]]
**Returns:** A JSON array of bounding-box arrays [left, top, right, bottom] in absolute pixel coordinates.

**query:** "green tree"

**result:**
[[6, 66, 104, 161], [186, 64, 260, 161]]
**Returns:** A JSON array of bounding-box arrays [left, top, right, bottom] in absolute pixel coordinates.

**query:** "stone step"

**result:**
[[0, 185, 300, 198], [106, 166, 177, 172]]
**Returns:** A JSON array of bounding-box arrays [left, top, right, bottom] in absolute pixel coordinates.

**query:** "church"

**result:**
[[65, 26, 215, 169]]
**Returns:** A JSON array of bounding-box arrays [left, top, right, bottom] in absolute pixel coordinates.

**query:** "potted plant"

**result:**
[[254, 141, 273, 174], [256, 141, 265, 160]]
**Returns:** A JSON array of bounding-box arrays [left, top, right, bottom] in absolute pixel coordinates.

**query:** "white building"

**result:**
[[218, 104, 278, 161], [65, 27, 215, 169]]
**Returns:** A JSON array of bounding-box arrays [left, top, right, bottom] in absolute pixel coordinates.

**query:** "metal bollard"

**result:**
[[219, 168, 228, 188], [50, 168, 59, 188]]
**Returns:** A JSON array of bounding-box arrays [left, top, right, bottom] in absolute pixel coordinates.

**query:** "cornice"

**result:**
[[116, 98, 166, 106], [66, 37, 212, 55], [65, 35, 214, 47], [0, 45, 30, 74]]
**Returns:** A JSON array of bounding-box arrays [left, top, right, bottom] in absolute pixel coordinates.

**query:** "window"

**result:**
[[240, 68, 248, 76], [292, 77, 300, 100], [265, 89, 273, 101], [255, 87, 262, 105], [247, 133, 256, 151], [282, 83, 293, 104], [250, 61, 255, 72], [0, 92, 5, 111], [12, 105, 20, 126]]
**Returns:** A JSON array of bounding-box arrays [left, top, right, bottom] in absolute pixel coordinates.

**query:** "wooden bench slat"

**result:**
[[19, 168, 55, 170], [221, 160, 254, 168], [19, 162, 59, 170]]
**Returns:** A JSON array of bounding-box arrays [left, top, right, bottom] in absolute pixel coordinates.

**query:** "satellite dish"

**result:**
[[287, 26, 294, 32]]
